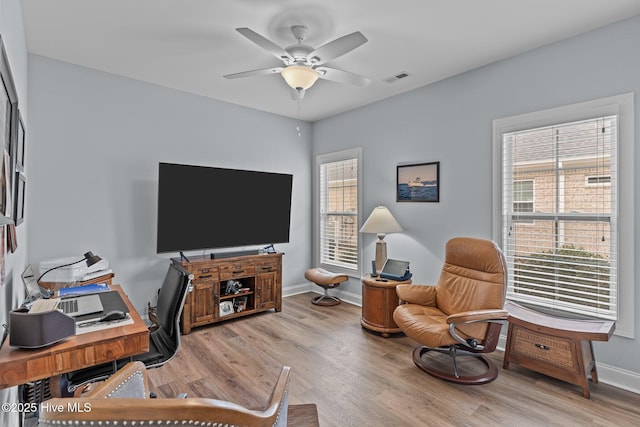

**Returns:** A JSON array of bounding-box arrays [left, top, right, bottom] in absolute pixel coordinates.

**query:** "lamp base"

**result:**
[[375, 240, 387, 273]]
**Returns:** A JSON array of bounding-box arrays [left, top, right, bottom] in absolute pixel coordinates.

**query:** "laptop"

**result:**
[[21, 265, 104, 317]]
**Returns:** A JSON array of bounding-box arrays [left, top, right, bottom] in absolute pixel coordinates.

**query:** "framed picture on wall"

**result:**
[[397, 161, 440, 202], [0, 35, 19, 221], [16, 112, 24, 170], [14, 171, 25, 225]]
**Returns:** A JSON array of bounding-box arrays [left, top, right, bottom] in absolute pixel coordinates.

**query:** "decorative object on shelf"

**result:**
[[397, 161, 440, 202], [225, 279, 242, 295], [219, 300, 234, 317], [359, 206, 403, 273], [233, 296, 247, 313]]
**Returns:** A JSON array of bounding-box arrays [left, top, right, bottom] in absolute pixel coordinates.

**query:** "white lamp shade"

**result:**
[[359, 206, 403, 234], [281, 65, 320, 90]]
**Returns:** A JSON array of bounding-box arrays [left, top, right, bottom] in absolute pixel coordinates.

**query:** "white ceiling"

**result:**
[[21, 0, 640, 122]]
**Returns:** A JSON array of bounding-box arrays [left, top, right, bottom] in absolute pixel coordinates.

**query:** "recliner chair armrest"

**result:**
[[446, 309, 509, 325], [396, 284, 437, 306]]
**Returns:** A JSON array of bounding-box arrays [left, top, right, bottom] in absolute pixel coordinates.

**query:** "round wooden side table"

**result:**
[[361, 274, 412, 337]]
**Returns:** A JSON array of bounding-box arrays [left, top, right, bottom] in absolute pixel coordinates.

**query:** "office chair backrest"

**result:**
[[156, 263, 191, 338], [436, 237, 507, 317]]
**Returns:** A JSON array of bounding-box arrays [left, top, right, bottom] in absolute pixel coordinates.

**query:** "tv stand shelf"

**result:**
[[172, 252, 282, 334]]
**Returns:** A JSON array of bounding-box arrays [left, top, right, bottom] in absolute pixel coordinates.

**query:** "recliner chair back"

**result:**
[[435, 238, 507, 343]]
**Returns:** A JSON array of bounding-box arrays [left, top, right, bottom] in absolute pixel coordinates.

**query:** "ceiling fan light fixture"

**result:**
[[281, 65, 319, 90]]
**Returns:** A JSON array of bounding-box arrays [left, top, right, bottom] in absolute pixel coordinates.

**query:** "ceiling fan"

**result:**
[[223, 25, 371, 100]]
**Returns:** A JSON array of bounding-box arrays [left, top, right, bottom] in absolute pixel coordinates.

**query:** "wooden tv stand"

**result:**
[[172, 252, 282, 334]]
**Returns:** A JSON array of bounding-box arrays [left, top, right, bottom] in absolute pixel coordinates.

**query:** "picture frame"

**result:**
[[233, 296, 248, 313], [219, 300, 234, 317], [14, 171, 24, 226], [0, 35, 19, 218], [397, 161, 440, 202], [16, 112, 24, 171]]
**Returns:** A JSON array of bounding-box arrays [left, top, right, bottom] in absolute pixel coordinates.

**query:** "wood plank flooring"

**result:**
[[147, 293, 640, 426]]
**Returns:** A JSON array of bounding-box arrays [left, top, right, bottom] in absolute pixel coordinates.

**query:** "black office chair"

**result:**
[[60, 263, 193, 395]]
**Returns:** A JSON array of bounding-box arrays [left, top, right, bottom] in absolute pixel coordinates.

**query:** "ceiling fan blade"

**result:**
[[236, 28, 293, 62], [223, 67, 283, 79], [307, 31, 367, 65], [316, 67, 372, 87], [290, 87, 305, 101]]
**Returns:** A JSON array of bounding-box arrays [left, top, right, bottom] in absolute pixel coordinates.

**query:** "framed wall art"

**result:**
[[14, 171, 24, 226], [397, 161, 440, 202], [16, 112, 24, 170], [0, 35, 19, 220]]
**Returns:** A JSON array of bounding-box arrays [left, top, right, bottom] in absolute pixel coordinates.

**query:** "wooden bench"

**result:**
[[503, 301, 615, 398]]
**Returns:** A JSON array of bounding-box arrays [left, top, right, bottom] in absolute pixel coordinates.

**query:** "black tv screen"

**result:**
[[157, 163, 293, 253]]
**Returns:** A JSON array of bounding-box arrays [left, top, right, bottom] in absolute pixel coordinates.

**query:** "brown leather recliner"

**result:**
[[393, 237, 508, 384]]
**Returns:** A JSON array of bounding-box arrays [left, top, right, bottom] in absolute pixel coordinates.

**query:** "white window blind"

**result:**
[[502, 115, 617, 320], [320, 158, 359, 270]]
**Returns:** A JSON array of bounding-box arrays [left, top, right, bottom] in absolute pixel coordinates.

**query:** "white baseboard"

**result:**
[[282, 282, 314, 297], [283, 283, 362, 306], [588, 363, 640, 395], [498, 334, 640, 394]]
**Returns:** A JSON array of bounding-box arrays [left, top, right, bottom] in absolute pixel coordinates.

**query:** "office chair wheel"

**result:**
[[412, 345, 499, 385]]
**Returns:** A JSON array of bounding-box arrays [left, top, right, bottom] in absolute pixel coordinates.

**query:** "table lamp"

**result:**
[[359, 206, 403, 273], [37, 251, 103, 283]]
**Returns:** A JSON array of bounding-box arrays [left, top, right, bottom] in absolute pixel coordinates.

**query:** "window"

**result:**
[[316, 149, 361, 272], [493, 94, 634, 338], [513, 180, 534, 213]]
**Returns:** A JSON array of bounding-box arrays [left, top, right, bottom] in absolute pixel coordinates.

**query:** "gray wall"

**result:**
[[0, 0, 28, 423], [27, 55, 312, 315], [313, 17, 640, 382]]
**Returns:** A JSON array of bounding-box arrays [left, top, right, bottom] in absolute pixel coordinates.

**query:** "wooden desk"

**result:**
[[502, 301, 615, 398], [39, 272, 115, 292], [0, 285, 149, 389]]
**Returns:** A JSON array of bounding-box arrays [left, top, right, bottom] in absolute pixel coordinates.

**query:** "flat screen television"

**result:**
[[157, 162, 293, 254]]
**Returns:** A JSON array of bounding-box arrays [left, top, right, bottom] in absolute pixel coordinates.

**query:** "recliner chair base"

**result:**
[[412, 345, 499, 385], [311, 289, 341, 306]]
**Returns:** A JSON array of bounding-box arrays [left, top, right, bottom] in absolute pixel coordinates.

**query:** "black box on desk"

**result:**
[[9, 309, 75, 348]]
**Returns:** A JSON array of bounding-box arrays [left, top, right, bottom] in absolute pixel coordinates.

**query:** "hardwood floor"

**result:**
[[147, 293, 639, 426]]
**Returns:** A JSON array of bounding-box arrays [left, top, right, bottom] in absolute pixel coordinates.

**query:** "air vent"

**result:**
[[384, 71, 410, 83]]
